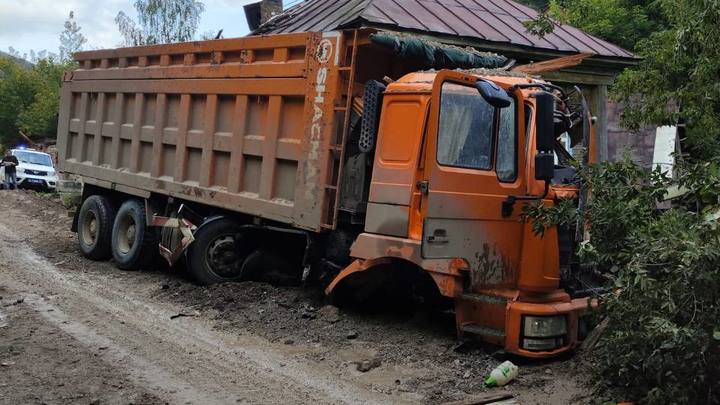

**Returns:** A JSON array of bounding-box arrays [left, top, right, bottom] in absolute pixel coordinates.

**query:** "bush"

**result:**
[[526, 159, 720, 404], [596, 208, 720, 404]]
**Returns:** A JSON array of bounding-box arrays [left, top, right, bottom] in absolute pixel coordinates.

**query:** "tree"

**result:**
[[0, 59, 36, 145], [17, 60, 68, 139], [554, 0, 665, 51], [6, 47, 26, 60], [115, 0, 206, 46], [525, 0, 665, 51], [614, 1, 720, 161], [6, 47, 59, 64], [59, 11, 87, 62], [524, 2, 719, 157], [0, 58, 72, 146]]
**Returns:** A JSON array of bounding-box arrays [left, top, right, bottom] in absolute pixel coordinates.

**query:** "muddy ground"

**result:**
[[0, 190, 592, 404]]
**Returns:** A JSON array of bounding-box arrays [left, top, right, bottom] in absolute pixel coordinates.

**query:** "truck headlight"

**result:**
[[521, 315, 567, 351], [523, 315, 567, 337]]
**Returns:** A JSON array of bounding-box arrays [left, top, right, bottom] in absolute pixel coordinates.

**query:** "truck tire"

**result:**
[[186, 218, 254, 285], [111, 199, 157, 271], [77, 195, 116, 261]]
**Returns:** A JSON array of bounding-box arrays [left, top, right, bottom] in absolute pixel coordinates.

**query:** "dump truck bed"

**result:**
[[57, 32, 351, 232]]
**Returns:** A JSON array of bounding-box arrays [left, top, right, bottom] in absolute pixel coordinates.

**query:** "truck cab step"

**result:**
[[460, 323, 506, 338], [460, 293, 508, 305]]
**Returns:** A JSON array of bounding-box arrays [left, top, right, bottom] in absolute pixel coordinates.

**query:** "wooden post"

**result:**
[[586, 84, 609, 162]]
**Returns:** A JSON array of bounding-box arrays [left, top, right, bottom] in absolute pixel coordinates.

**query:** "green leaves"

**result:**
[[521, 197, 579, 236], [523, 12, 557, 39], [593, 165, 720, 404], [522, 157, 720, 403], [614, 1, 720, 161], [523, 0, 666, 51], [0, 57, 74, 147]]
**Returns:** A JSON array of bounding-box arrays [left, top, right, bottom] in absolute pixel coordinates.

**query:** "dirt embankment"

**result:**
[[0, 190, 592, 404]]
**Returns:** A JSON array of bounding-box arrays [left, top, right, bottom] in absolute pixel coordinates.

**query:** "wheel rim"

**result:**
[[116, 214, 137, 255], [205, 235, 244, 279], [81, 213, 98, 246]]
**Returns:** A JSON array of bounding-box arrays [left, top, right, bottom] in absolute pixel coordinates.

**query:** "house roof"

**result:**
[[256, 0, 635, 61]]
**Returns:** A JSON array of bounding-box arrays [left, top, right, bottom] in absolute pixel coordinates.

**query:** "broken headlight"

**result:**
[[521, 315, 567, 351]]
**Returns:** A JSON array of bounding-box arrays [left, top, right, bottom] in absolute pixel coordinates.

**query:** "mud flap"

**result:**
[[71, 207, 81, 233], [151, 205, 199, 266]]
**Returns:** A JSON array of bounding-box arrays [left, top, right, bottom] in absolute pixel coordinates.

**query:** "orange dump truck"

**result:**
[[57, 30, 593, 358]]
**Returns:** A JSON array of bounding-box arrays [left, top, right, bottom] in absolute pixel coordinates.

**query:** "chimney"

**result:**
[[244, 0, 283, 31]]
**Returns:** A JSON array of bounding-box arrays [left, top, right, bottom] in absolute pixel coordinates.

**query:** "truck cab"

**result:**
[[328, 70, 590, 357]]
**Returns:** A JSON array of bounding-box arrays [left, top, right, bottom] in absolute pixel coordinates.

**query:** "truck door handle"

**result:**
[[416, 180, 429, 195], [427, 229, 449, 244], [427, 236, 448, 244]]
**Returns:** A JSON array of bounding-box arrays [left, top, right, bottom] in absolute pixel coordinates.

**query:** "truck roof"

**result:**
[[388, 70, 546, 94]]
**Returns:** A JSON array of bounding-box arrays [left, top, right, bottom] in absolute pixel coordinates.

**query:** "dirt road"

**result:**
[[0, 191, 591, 404]]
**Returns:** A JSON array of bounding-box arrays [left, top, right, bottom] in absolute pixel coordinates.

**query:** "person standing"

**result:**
[[1, 152, 19, 190]]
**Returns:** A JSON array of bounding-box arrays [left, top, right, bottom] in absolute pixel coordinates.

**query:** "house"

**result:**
[[244, 0, 640, 162]]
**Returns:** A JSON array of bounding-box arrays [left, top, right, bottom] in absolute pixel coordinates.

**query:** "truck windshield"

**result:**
[[437, 82, 494, 170], [14, 151, 53, 167]]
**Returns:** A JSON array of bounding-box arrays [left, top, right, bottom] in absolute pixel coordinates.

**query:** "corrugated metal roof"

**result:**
[[257, 0, 635, 60]]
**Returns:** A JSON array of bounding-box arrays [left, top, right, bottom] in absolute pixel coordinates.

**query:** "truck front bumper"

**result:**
[[455, 289, 595, 358], [504, 296, 594, 358]]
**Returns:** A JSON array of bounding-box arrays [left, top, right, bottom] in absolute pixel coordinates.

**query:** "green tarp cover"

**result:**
[[370, 33, 508, 70]]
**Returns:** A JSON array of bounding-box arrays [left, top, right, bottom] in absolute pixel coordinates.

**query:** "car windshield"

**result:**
[[14, 151, 53, 167]]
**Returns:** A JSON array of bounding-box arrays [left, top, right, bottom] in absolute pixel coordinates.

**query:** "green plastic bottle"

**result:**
[[485, 361, 519, 387]]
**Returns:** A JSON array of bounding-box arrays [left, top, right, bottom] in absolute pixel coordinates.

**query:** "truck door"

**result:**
[[421, 71, 526, 290]]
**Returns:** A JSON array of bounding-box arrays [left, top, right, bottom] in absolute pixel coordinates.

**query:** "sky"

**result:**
[[0, 0, 261, 57]]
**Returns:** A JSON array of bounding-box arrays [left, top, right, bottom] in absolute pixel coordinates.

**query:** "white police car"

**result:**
[[0, 149, 59, 191]]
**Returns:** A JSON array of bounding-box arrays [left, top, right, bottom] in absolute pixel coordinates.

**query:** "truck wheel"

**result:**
[[186, 218, 254, 285], [77, 195, 116, 260], [111, 199, 157, 270]]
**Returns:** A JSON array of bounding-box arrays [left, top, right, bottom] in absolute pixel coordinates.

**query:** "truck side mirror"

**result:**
[[534, 91, 555, 181], [535, 153, 555, 181], [476, 80, 511, 109]]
